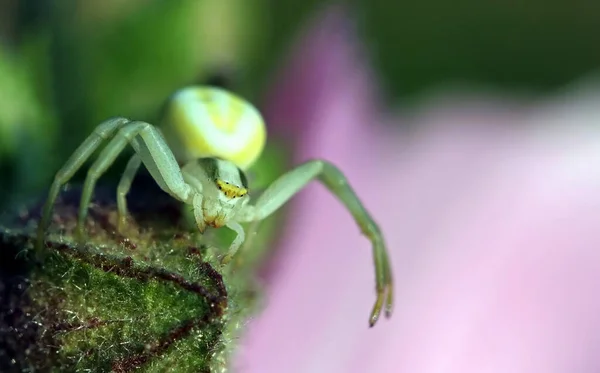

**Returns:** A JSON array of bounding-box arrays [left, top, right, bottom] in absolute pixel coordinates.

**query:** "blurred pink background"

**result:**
[[234, 6, 600, 373]]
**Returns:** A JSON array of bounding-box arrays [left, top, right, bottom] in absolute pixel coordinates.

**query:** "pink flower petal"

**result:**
[[236, 4, 600, 373], [261, 4, 381, 146]]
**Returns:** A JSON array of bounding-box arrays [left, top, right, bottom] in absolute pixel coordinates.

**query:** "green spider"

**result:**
[[35, 86, 393, 326]]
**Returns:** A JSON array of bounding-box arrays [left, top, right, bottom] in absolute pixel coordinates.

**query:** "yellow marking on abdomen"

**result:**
[[197, 89, 246, 134]]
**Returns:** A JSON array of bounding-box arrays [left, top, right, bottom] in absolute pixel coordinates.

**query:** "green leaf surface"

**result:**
[[0, 179, 263, 372]]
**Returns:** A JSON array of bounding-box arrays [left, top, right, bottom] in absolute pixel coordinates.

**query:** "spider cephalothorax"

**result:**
[[36, 86, 393, 327]]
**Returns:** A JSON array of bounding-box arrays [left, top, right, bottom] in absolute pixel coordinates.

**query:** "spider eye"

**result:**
[[216, 179, 247, 199]]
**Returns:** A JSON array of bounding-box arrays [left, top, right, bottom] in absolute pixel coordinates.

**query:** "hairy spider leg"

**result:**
[[236, 159, 394, 327], [36, 117, 130, 250], [76, 121, 194, 237]]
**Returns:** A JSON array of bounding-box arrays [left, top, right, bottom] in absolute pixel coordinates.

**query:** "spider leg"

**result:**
[[190, 192, 206, 234], [77, 122, 147, 236], [221, 221, 245, 265], [128, 123, 194, 203], [117, 154, 141, 230], [76, 121, 195, 237], [236, 159, 393, 327], [35, 117, 131, 250]]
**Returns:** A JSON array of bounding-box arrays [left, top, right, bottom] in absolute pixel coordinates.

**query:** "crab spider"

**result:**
[[35, 86, 393, 326]]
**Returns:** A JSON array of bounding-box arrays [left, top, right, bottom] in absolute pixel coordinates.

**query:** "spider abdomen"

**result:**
[[160, 86, 266, 170]]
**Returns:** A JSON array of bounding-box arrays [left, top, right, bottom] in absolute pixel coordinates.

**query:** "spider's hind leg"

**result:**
[[76, 122, 149, 239], [35, 117, 130, 250], [116, 154, 141, 232], [77, 121, 194, 240]]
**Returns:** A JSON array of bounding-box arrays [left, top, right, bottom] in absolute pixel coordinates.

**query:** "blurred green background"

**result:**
[[0, 0, 599, 212]]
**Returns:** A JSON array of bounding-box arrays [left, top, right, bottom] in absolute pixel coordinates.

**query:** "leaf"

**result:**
[[0, 177, 260, 372]]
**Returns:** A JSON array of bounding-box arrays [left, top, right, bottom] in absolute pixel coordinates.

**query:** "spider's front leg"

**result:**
[[235, 160, 394, 327], [220, 221, 245, 265], [190, 192, 207, 234]]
